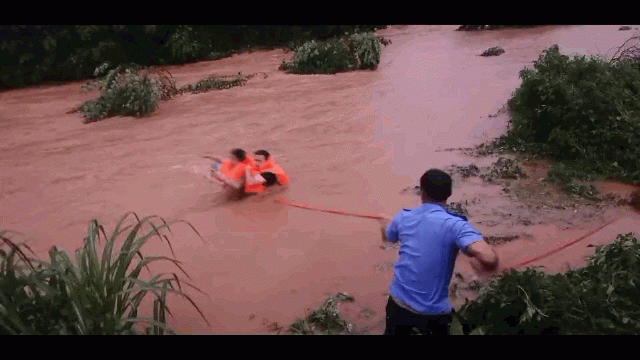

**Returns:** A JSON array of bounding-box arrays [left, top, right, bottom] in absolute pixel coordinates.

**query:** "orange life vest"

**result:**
[[244, 156, 290, 193], [257, 156, 290, 185], [219, 155, 256, 181]]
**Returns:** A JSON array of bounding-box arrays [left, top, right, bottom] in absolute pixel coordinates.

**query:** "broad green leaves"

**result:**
[[504, 44, 640, 183], [457, 233, 640, 334]]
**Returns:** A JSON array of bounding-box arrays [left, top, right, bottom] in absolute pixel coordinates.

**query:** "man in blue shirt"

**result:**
[[380, 169, 499, 335]]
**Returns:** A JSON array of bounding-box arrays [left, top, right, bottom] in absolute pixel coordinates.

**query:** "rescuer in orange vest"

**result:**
[[244, 149, 290, 194]]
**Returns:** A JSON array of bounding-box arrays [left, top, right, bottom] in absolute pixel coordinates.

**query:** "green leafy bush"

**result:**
[[456, 233, 640, 335], [280, 32, 388, 74], [347, 32, 383, 69], [503, 45, 640, 182], [166, 25, 213, 63], [79, 63, 173, 123], [0, 213, 208, 335], [546, 161, 602, 199], [282, 38, 358, 74]]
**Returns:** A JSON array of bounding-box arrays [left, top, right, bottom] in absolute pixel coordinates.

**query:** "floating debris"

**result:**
[[484, 235, 521, 245], [480, 46, 505, 56]]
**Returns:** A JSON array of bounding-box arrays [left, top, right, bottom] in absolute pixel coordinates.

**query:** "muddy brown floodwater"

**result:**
[[2, 25, 640, 334]]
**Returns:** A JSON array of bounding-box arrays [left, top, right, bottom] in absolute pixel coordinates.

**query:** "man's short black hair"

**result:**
[[254, 149, 270, 159], [261, 171, 277, 186], [420, 169, 452, 202], [231, 148, 246, 162]]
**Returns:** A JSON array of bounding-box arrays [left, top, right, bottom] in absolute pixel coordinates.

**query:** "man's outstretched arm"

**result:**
[[378, 216, 398, 248]]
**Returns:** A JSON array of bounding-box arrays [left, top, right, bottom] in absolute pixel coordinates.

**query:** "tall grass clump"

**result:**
[[79, 63, 177, 123], [280, 32, 388, 74], [0, 213, 209, 335], [454, 233, 640, 335], [502, 44, 640, 183]]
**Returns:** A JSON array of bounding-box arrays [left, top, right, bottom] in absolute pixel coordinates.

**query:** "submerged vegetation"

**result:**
[[79, 64, 169, 123], [457, 25, 542, 31], [78, 63, 247, 123], [288, 293, 355, 335], [446, 158, 527, 184], [0, 213, 209, 335]]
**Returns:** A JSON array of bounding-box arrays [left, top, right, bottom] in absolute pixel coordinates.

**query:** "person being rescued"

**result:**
[[209, 148, 256, 199], [209, 148, 289, 198], [244, 149, 290, 194]]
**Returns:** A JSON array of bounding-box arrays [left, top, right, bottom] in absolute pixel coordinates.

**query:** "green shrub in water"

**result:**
[[282, 38, 357, 74], [347, 32, 383, 69], [79, 63, 173, 123], [280, 32, 388, 74]]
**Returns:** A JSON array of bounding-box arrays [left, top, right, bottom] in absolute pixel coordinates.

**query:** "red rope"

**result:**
[[275, 198, 390, 220], [276, 197, 620, 271], [505, 218, 618, 272]]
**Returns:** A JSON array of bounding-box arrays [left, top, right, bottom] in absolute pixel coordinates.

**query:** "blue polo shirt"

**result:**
[[386, 202, 483, 314]]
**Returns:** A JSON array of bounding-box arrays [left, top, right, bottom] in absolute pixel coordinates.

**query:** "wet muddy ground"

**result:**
[[2, 25, 640, 334]]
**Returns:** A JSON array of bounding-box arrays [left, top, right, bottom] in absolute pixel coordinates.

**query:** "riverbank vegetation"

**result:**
[[453, 233, 640, 335], [482, 42, 640, 197], [0, 25, 387, 90], [0, 213, 208, 335]]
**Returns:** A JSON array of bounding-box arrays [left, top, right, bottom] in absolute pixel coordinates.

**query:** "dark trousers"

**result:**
[[384, 296, 453, 335]]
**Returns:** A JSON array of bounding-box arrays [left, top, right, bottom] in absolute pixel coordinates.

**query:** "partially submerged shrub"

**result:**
[[79, 63, 175, 123], [282, 38, 357, 74], [347, 32, 383, 69], [77, 62, 249, 123], [280, 32, 388, 74], [456, 233, 640, 335]]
